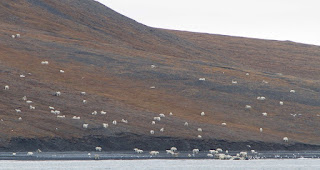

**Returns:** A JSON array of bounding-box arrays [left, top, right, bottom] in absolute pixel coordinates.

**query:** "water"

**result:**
[[0, 159, 319, 170]]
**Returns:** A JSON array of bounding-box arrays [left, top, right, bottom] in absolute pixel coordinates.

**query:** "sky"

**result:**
[[97, 0, 320, 46]]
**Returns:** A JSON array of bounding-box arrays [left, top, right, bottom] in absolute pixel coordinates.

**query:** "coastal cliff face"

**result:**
[[0, 0, 320, 151]]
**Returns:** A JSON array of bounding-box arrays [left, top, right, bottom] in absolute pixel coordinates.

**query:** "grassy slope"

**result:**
[[0, 0, 320, 149]]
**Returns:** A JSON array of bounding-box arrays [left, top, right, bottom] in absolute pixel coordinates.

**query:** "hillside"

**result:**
[[0, 0, 320, 151]]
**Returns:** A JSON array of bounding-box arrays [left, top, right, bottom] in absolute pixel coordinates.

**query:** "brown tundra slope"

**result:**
[[0, 0, 320, 151]]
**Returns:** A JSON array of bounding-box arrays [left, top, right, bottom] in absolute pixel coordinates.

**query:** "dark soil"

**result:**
[[2, 133, 320, 152]]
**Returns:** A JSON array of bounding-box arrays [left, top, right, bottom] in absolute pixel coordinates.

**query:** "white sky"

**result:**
[[97, 0, 320, 46]]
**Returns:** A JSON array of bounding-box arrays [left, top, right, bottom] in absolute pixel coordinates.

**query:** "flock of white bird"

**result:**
[[2, 33, 299, 157], [138, 66, 294, 158], [132, 146, 253, 160], [148, 67, 292, 143]]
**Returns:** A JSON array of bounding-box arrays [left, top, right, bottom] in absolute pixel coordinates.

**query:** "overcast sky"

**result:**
[[97, 0, 320, 46]]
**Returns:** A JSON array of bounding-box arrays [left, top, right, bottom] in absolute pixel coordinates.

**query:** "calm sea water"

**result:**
[[0, 159, 319, 170]]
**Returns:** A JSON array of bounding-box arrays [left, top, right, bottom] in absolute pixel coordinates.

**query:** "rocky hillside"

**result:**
[[0, 0, 320, 151]]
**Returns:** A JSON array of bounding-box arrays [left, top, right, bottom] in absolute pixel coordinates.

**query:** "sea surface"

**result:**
[[0, 159, 319, 170]]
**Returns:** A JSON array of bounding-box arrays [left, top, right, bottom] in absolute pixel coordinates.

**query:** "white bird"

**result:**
[[4, 85, 9, 90], [166, 150, 173, 154], [102, 123, 108, 128], [149, 151, 159, 155], [170, 147, 177, 152], [41, 61, 49, 65], [290, 114, 297, 117], [257, 96, 266, 100], [95, 147, 102, 152], [260, 128, 263, 132], [121, 119, 128, 123], [60, 70, 65, 73], [136, 149, 143, 153], [193, 149, 200, 154], [200, 112, 205, 116], [91, 111, 97, 115], [154, 117, 161, 121], [209, 150, 217, 154], [280, 101, 284, 105], [72, 116, 80, 120], [216, 148, 223, 153], [54, 91, 61, 96]]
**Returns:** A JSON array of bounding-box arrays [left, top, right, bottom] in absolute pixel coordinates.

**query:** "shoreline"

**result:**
[[1, 151, 320, 160]]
